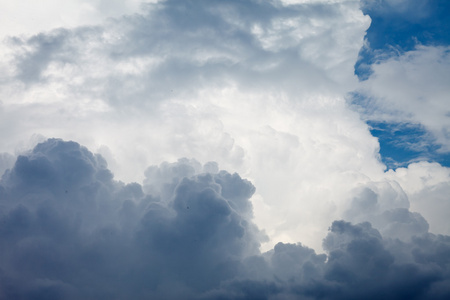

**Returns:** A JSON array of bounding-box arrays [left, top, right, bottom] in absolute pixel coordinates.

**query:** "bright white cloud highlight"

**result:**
[[0, 0, 448, 256], [0, 0, 147, 39], [0, 0, 376, 251]]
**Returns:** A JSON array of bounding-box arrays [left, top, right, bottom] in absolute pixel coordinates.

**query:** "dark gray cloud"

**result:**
[[344, 184, 430, 241], [1, 138, 450, 299], [0, 139, 261, 299]]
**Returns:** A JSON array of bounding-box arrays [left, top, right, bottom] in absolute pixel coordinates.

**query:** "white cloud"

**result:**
[[0, 0, 449, 256], [0, 0, 147, 39], [0, 0, 376, 251], [385, 162, 450, 236], [359, 45, 450, 151]]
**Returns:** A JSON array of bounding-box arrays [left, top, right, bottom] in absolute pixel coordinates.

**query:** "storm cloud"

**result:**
[[1, 0, 450, 298], [1, 139, 450, 299], [0, 0, 377, 250]]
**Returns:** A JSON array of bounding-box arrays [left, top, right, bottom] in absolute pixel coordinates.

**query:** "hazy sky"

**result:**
[[1, 0, 450, 299]]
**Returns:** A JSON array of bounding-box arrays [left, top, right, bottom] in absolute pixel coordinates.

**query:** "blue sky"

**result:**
[[355, 0, 450, 169], [357, 0, 450, 78], [368, 120, 450, 168], [0, 0, 450, 299]]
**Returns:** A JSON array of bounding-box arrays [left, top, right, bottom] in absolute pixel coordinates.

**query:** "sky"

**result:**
[[0, 0, 449, 299]]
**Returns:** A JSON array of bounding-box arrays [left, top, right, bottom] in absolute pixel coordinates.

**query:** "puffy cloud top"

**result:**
[[1, 139, 450, 299], [0, 0, 378, 251], [0, 139, 261, 299], [1, 1, 449, 298]]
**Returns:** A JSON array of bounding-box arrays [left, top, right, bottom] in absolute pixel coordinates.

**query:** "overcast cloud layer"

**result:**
[[0, 0, 450, 298]]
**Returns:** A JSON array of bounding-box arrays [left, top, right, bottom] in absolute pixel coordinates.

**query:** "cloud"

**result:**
[[343, 181, 431, 241], [384, 162, 450, 236], [0, 0, 376, 251], [2, 139, 450, 299], [318, 220, 448, 300], [0, 0, 449, 279], [2, 0, 369, 105], [0, 152, 14, 179], [358, 46, 450, 151], [0, 139, 262, 299], [211, 220, 450, 299], [361, 0, 433, 19], [0, 0, 146, 39]]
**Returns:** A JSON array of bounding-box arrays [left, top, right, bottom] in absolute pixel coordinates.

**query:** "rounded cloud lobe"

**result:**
[[1, 1, 450, 298], [0, 139, 261, 299], [0, 0, 378, 251], [1, 139, 450, 299]]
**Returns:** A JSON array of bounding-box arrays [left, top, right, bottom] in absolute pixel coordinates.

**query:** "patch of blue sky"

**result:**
[[355, 0, 450, 80], [352, 0, 450, 169], [349, 91, 450, 170], [368, 121, 450, 169]]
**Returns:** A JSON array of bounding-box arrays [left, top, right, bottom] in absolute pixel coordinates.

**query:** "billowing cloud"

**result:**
[[0, 0, 377, 250], [385, 162, 450, 236], [1, 0, 449, 255], [0, 139, 262, 299], [1, 3, 450, 299], [351, 41, 450, 236], [1, 139, 450, 299]]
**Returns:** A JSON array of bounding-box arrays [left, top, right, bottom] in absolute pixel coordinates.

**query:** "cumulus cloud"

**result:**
[[0, 0, 377, 250], [1, 139, 450, 299], [357, 46, 450, 152], [0, 0, 449, 277], [343, 181, 430, 240], [385, 162, 450, 236], [0, 139, 261, 299]]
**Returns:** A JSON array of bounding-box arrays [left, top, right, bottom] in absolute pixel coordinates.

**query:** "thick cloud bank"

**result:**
[[1, 139, 450, 299], [0, 0, 378, 251]]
